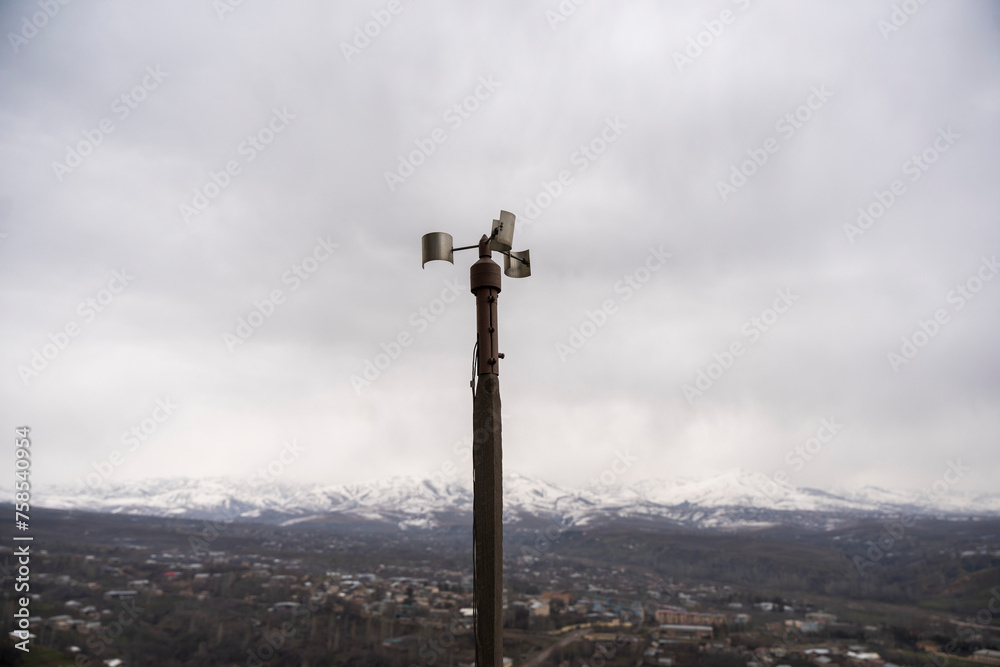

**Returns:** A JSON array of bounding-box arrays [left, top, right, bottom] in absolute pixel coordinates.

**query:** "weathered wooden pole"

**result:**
[[470, 233, 503, 666]]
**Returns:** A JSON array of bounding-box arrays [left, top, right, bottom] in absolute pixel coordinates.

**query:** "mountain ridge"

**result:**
[[17, 468, 1000, 531]]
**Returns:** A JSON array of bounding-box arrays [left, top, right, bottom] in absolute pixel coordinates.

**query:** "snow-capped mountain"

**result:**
[[22, 469, 1000, 531]]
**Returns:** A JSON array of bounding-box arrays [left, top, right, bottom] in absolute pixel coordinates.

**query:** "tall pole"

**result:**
[[470, 234, 503, 666]]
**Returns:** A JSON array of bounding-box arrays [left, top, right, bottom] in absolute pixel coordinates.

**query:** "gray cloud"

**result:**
[[1, 0, 997, 496]]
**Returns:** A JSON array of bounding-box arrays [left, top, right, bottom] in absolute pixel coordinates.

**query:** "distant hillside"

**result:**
[[21, 469, 1000, 531]]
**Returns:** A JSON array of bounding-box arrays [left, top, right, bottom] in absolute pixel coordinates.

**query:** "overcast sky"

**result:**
[[2, 0, 998, 498]]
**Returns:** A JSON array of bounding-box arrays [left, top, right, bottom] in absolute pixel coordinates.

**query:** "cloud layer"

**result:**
[[1, 0, 998, 495]]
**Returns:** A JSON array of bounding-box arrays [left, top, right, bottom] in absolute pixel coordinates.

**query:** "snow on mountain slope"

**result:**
[[20, 469, 1000, 530]]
